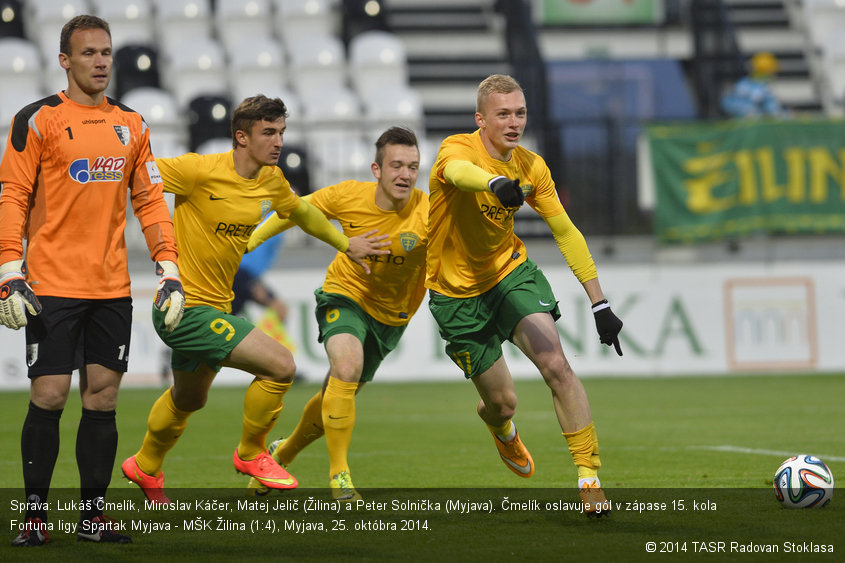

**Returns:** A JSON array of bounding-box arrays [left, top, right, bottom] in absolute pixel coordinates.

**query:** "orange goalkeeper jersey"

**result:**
[[0, 92, 177, 298]]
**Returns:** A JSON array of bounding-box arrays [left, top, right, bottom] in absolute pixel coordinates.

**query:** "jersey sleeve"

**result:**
[[269, 170, 301, 217], [443, 160, 496, 192], [129, 121, 178, 263], [524, 159, 565, 219], [156, 153, 202, 196], [433, 135, 477, 185], [307, 182, 349, 221], [288, 198, 348, 252], [0, 112, 43, 263], [545, 211, 597, 283]]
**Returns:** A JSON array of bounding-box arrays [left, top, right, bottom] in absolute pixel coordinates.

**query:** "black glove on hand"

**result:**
[[592, 299, 623, 356], [489, 176, 524, 208]]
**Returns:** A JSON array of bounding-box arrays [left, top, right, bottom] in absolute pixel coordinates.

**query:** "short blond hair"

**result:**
[[476, 74, 523, 113]]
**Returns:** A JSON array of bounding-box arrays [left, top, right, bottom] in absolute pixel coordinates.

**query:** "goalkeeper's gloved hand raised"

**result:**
[[0, 260, 42, 330], [592, 299, 623, 356], [489, 176, 524, 208], [154, 260, 185, 332]]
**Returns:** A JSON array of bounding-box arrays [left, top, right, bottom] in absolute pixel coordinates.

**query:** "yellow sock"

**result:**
[[276, 390, 325, 466], [136, 387, 192, 476], [487, 420, 515, 441], [578, 466, 599, 481], [562, 422, 602, 474], [238, 379, 291, 460], [322, 377, 358, 478]]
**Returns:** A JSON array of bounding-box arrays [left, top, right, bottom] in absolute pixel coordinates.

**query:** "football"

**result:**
[[773, 455, 834, 508]]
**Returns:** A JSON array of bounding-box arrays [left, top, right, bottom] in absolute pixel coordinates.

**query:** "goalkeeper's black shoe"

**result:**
[[77, 515, 132, 543]]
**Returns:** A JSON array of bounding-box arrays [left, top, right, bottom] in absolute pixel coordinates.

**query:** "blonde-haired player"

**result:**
[[426, 74, 623, 516]]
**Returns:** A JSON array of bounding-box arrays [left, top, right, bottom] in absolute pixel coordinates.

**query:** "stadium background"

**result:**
[[1, 1, 844, 557], [1, 0, 843, 386]]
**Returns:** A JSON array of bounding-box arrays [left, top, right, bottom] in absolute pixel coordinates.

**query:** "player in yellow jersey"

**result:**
[[121, 95, 391, 504], [427, 75, 623, 517], [245, 127, 427, 500]]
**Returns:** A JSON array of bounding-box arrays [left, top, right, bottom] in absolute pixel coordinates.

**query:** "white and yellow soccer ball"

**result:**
[[773, 455, 834, 508]]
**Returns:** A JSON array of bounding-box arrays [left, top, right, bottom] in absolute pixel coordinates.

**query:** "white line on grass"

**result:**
[[689, 445, 845, 463]]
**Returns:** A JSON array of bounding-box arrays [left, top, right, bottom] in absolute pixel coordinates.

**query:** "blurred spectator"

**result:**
[[721, 52, 785, 118], [231, 232, 288, 324]]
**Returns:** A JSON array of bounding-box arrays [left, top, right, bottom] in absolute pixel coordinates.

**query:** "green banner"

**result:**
[[541, 0, 663, 25], [649, 119, 845, 243]]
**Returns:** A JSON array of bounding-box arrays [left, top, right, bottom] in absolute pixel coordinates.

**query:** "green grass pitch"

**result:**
[[1, 374, 843, 561]]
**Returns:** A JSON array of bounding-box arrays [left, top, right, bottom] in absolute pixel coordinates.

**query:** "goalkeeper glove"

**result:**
[[489, 176, 524, 208], [592, 299, 623, 356], [154, 260, 185, 332], [0, 260, 42, 330]]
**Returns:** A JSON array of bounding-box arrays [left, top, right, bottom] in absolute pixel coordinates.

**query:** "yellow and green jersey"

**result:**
[[157, 151, 300, 312], [309, 180, 428, 326], [427, 130, 569, 297]]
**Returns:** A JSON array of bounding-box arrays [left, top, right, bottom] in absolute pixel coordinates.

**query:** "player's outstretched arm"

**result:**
[[545, 212, 623, 356], [0, 260, 42, 330], [248, 211, 290, 253], [287, 199, 390, 274], [442, 160, 524, 207], [287, 198, 347, 248], [248, 195, 316, 253]]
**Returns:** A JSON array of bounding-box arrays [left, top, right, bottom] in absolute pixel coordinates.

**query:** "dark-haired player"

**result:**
[[0, 15, 185, 546], [121, 95, 391, 505], [245, 126, 427, 501]]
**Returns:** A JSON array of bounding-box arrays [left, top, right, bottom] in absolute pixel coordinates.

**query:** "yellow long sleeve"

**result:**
[[247, 212, 286, 253], [247, 194, 316, 252], [248, 197, 347, 253], [545, 212, 597, 283], [443, 160, 498, 192], [289, 198, 349, 252]]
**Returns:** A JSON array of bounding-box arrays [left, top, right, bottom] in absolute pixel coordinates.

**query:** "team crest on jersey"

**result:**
[[68, 157, 126, 183], [399, 232, 419, 252], [259, 199, 272, 218], [113, 125, 130, 146]]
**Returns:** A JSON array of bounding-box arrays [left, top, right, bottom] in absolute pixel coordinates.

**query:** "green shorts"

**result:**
[[314, 289, 406, 382], [428, 258, 560, 379], [153, 305, 254, 373]]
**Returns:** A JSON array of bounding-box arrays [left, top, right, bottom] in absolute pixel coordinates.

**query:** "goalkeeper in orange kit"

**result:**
[[0, 15, 183, 546]]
